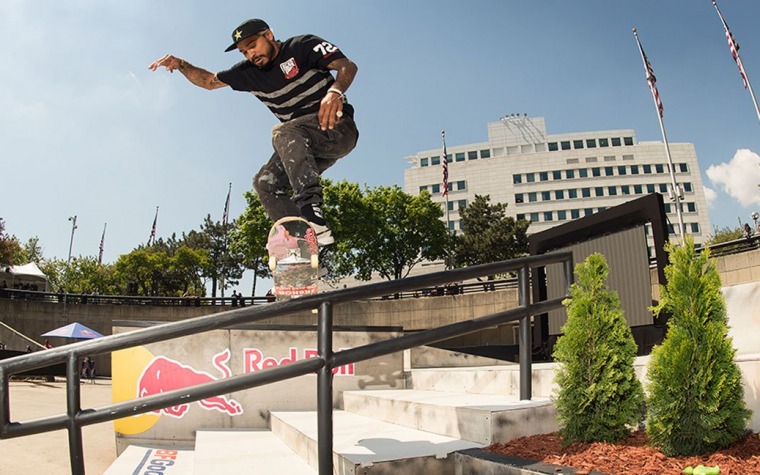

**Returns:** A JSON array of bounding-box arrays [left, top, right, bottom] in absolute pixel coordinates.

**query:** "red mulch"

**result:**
[[487, 431, 760, 475]]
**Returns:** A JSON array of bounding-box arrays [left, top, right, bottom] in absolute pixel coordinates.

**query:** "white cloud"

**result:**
[[703, 186, 717, 208], [706, 149, 760, 207]]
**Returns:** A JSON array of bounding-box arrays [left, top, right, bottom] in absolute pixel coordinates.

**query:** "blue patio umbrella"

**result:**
[[41, 322, 104, 340]]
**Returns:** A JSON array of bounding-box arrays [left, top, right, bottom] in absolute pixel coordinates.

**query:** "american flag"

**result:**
[[713, 0, 749, 89], [98, 223, 106, 264], [634, 31, 664, 118], [222, 183, 232, 225], [147, 206, 158, 246], [441, 130, 449, 197]]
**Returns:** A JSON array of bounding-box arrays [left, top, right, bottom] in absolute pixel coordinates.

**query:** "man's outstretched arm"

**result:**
[[148, 54, 228, 90]]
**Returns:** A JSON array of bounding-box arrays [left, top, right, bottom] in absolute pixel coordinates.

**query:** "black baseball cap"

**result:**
[[224, 19, 269, 52]]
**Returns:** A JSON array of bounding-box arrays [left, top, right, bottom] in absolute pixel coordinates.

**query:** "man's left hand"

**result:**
[[318, 92, 343, 131]]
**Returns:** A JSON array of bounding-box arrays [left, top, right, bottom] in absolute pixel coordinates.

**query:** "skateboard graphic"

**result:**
[[267, 217, 319, 300]]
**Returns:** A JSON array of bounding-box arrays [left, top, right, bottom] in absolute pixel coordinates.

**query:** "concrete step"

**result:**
[[193, 429, 316, 475], [270, 410, 482, 474], [103, 445, 195, 475], [407, 363, 557, 398], [342, 389, 558, 445]]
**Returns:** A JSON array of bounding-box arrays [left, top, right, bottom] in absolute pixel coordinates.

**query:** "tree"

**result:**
[[231, 191, 273, 296], [19, 237, 44, 263], [552, 253, 644, 444], [0, 219, 22, 265], [454, 195, 529, 272], [324, 182, 450, 281], [193, 215, 245, 298], [646, 238, 750, 456], [706, 225, 743, 245], [63, 256, 121, 295]]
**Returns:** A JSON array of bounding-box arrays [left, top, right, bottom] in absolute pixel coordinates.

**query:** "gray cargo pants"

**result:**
[[253, 112, 358, 221]]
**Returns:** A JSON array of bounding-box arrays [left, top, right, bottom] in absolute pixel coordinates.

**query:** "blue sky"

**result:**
[[2, 1, 760, 295]]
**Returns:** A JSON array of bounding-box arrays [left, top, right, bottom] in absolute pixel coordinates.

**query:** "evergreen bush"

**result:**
[[553, 253, 644, 444], [646, 238, 750, 456]]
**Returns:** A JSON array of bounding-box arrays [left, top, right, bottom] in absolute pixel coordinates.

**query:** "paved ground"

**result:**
[[0, 378, 116, 474]]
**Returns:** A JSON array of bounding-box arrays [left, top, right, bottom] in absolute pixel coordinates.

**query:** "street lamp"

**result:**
[[67, 216, 78, 267], [752, 211, 759, 234]]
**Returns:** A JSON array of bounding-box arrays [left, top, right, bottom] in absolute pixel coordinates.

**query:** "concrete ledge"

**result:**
[[454, 448, 609, 475]]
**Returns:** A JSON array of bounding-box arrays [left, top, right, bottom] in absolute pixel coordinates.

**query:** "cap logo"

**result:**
[[234, 30, 243, 41]]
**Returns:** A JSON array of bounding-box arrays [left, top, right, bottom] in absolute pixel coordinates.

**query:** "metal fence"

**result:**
[[0, 252, 573, 475]]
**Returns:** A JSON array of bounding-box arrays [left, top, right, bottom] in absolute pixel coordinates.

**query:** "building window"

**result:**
[[573, 140, 584, 149], [608, 186, 617, 196], [542, 191, 551, 201], [455, 152, 465, 162], [567, 158, 579, 164], [683, 182, 693, 192], [659, 184, 668, 193], [544, 211, 553, 221], [561, 141, 571, 150], [579, 169, 589, 178], [621, 185, 630, 195], [555, 190, 565, 200], [643, 164, 652, 174], [557, 210, 567, 220], [634, 184, 643, 194], [595, 187, 604, 197], [679, 163, 688, 173], [582, 188, 591, 198], [691, 223, 700, 233], [568, 189, 578, 199], [611, 137, 622, 146], [548, 142, 559, 151], [604, 155, 616, 162], [605, 166, 614, 176], [584, 208, 594, 216], [515, 194, 524, 204], [592, 167, 601, 177], [458, 200, 467, 210], [655, 164, 664, 174], [530, 212, 539, 222], [667, 224, 675, 234], [539, 171, 549, 181], [513, 174, 522, 184], [630, 165, 639, 174], [552, 170, 562, 180], [571, 209, 580, 219], [456, 180, 466, 191], [566, 169, 575, 179], [449, 221, 456, 231], [622, 154, 634, 160], [480, 149, 491, 159], [528, 192, 537, 202], [420, 158, 429, 167], [617, 166, 627, 175], [664, 203, 672, 213], [624, 137, 634, 146], [646, 184, 655, 193], [448, 201, 455, 211], [687, 202, 696, 212], [431, 156, 440, 165], [467, 151, 478, 160], [585, 156, 598, 163], [586, 139, 597, 148], [516, 213, 525, 221], [599, 138, 609, 147], [419, 186, 427, 193], [526, 173, 535, 182], [432, 184, 440, 193]]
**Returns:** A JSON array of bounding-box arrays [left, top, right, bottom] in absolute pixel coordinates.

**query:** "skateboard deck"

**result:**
[[267, 217, 319, 300]]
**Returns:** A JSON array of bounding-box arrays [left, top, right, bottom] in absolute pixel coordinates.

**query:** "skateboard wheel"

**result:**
[[310, 254, 318, 269], [269, 256, 277, 271]]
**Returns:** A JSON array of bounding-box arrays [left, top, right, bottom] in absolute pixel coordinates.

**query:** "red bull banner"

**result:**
[[112, 326, 402, 453]]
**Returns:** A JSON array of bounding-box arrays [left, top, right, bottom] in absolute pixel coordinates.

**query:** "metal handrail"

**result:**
[[0, 251, 573, 474]]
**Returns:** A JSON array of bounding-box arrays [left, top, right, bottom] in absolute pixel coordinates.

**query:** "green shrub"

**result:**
[[553, 253, 644, 444], [646, 238, 751, 456]]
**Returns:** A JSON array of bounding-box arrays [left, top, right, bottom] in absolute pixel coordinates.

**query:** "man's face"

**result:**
[[237, 31, 277, 67]]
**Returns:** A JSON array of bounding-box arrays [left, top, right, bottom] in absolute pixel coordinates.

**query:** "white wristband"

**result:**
[[327, 87, 346, 103]]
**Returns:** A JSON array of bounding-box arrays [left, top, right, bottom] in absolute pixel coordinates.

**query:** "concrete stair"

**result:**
[[106, 361, 559, 474]]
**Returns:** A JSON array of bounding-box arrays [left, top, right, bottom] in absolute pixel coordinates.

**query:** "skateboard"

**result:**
[[267, 217, 319, 300]]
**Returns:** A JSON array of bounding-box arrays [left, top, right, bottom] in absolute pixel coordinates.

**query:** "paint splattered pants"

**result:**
[[253, 112, 358, 221]]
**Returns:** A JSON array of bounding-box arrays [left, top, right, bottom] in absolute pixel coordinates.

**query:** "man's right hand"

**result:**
[[148, 54, 182, 72]]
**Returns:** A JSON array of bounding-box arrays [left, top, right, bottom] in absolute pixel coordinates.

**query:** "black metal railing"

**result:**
[[0, 252, 573, 475]]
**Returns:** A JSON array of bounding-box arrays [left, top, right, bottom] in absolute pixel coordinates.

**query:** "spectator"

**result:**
[[44, 339, 53, 349], [744, 223, 752, 240]]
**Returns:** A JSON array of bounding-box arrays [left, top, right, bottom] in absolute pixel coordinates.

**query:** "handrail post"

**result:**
[[67, 354, 85, 475], [518, 265, 532, 400], [317, 301, 334, 475]]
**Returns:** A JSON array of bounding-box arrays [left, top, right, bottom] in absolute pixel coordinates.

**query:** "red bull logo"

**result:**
[[136, 348, 243, 418]]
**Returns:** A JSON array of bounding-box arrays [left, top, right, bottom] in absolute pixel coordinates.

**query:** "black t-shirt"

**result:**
[[217, 34, 354, 122]]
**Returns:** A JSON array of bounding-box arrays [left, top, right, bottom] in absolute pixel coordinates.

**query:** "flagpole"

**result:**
[[712, 0, 760, 126], [633, 28, 685, 243], [221, 182, 232, 301], [98, 223, 107, 265], [147, 206, 159, 246], [441, 130, 451, 230]]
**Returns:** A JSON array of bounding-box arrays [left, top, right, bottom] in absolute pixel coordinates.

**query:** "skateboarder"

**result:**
[[149, 18, 359, 246]]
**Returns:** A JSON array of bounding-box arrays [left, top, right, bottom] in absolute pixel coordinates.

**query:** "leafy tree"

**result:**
[[646, 238, 750, 456], [324, 182, 449, 280], [113, 249, 169, 296], [706, 225, 744, 245], [231, 191, 273, 296], [552, 253, 644, 444], [63, 256, 121, 295], [193, 215, 245, 298], [38, 258, 67, 292], [0, 219, 22, 265], [19, 237, 44, 263], [454, 195, 529, 274]]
